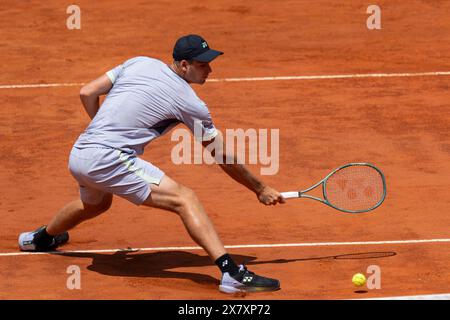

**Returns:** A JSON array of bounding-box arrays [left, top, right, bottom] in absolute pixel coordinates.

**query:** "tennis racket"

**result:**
[[281, 163, 386, 213]]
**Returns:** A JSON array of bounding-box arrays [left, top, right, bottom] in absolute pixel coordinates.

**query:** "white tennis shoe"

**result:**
[[18, 225, 69, 252]]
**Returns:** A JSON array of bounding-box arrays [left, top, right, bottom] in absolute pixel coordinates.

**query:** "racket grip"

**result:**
[[280, 191, 300, 199]]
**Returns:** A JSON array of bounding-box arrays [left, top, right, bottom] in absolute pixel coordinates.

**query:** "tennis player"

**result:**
[[18, 34, 284, 293]]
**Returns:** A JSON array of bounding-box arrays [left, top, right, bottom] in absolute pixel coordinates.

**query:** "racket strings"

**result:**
[[325, 165, 384, 212]]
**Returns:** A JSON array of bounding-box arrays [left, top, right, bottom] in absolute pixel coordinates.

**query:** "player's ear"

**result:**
[[180, 60, 190, 72]]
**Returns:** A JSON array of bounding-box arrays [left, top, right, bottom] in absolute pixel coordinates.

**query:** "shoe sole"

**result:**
[[219, 284, 280, 293]]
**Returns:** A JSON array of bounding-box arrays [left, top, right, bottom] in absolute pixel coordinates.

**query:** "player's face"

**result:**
[[185, 61, 212, 84]]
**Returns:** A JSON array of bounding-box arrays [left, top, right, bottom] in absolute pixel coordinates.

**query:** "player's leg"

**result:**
[[18, 147, 117, 252], [18, 192, 113, 252], [141, 175, 280, 293], [46, 193, 113, 235], [141, 175, 225, 261]]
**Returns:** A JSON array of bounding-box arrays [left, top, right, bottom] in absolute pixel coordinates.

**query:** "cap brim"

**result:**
[[193, 49, 223, 62]]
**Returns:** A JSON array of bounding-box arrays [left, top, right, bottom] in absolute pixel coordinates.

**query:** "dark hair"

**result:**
[[174, 59, 193, 65]]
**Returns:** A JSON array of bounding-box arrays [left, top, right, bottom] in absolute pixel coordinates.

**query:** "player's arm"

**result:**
[[79, 74, 113, 119], [202, 136, 285, 205]]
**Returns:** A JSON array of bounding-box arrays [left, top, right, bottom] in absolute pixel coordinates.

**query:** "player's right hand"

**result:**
[[257, 186, 286, 205]]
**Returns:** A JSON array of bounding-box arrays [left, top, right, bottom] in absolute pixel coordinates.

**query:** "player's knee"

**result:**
[[83, 194, 113, 217], [175, 185, 199, 212]]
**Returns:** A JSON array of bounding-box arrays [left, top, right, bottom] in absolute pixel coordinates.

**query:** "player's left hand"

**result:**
[[257, 186, 286, 205]]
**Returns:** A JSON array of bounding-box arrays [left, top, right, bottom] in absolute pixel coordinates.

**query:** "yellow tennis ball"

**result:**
[[352, 273, 366, 287]]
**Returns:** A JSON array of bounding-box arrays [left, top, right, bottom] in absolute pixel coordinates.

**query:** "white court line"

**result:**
[[0, 82, 85, 89], [206, 71, 450, 82], [354, 293, 450, 300], [1, 238, 450, 257], [1, 71, 450, 89]]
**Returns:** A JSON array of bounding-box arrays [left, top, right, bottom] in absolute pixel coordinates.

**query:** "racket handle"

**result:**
[[281, 191, 300, 199]]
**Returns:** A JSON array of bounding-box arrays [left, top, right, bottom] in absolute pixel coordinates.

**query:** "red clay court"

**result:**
[[1, 0, 450, 300]]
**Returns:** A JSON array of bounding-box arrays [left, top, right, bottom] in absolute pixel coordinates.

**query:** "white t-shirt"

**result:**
[[74, 56, 218, 155]]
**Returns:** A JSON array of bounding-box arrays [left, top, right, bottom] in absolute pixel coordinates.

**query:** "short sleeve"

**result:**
[[106, 64, 123, 84], [180, 100, 218, 142]]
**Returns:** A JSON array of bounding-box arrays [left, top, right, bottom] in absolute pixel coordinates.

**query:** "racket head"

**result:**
[[322, 163, 386, 213]]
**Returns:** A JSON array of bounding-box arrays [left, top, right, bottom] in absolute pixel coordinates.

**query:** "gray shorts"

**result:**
[[68, 147, 164, 205]]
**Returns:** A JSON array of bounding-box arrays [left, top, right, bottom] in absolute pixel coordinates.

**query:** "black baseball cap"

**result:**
[[173, 34, 223, 62]]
